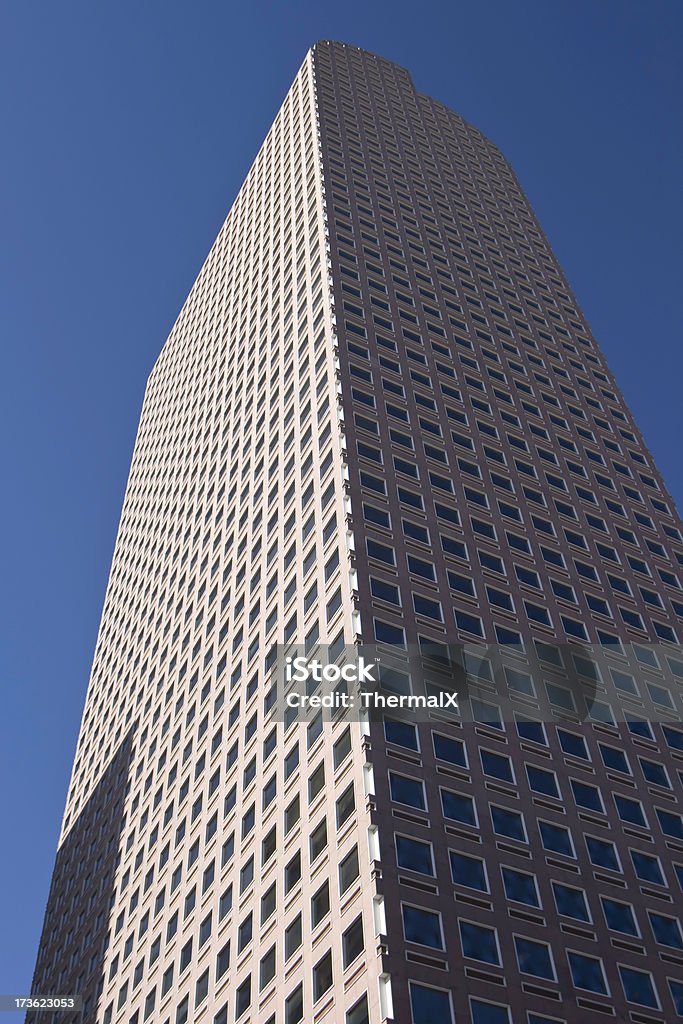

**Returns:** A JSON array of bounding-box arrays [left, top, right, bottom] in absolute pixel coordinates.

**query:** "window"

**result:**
[[538, 821, 574, 857], [433, 732, 466, 766], [631, 850, 665, 885], [239, 856, 254, 893], [552, 883, 589, 921], [396, 835, 435, 875], [285, 851, 302, 892], [285, 794, 300, 833], [313, 950, 333, 1001], [311, 880, 330, 927], [339, 845, 360, 894], [259, 946, 276, 990], [284, 983, 303, 1024], [516, 718, 546, 745], [459, 920, 500, 964], [639, 758, 670, 787], [619, 966, 659, 1008], [514, 937, 555, 979], [179, 938, 192, 973], [586, 835, 620, 871], [502, 868, 539, 907], [333, 727, 352, 768], [216, 940, 230, 979], [526, 765, 559, 798], [195, 968, 209, 1007], [668, 979, 683, 1017], [470, 1002, 510, 1024], [441, 789, 476, 825], [402, 904, 444, 949], [649, 911, 683, 948], [491, 806, 526, 842], [342, 915, 365, 967], [260, 882, 275, 923], [346, 994, 370, 1024], [176, 996, 188, 1024], [237, 911, 252, 952], [285, 913, 302, 959], [385, 718, 418, 749], [199, 911, 212, 946], [557, 729, 588, 759], [310, 817, 328, 861], [567, 952, 608, 994], [336, 784, 355, 827], [161, 964, 173, 997], [570, 779, 604, 812], [390, 773, 426, 809], [599, 745, 630, 773], [601, 898, 638, 936], [657, 807, 683, 838], [450, 851, 488, 891], [409, 983, 454, 1024], [285, 744, 299, 779], [481, 750, 514, 782], [615, 794, 646, 826], [235, 976, 251, 1019]]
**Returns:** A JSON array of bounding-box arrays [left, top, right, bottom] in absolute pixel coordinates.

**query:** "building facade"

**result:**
[[30, 41, 683, 1024]]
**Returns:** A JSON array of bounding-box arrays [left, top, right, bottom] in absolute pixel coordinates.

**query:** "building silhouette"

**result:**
[[30, 41, 683, 1024]]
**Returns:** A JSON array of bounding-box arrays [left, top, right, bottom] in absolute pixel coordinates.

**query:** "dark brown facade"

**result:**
[[316, 40, 683, 1024]]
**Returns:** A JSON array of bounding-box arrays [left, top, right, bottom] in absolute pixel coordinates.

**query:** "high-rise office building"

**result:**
[[30, 40, 683, 1024]]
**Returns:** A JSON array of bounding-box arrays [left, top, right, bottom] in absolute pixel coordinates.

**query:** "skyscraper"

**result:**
[[29, 40, 683, 1024]]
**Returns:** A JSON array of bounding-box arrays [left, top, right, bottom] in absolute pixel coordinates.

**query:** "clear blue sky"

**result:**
[[1, 0, 681, 1006]]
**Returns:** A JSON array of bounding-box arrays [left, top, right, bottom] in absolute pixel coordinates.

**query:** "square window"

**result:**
[[481, 749, 514, 782], [601, 898, 638, 936], [441, 789, 476, 825], [313, 950, 333, 1001], [614, 794, 646, 827], [570, 779, 604, 813], [586, 835, 620, 871], [342, 915, 364, 967], [259, 946, 276, 990], [285, 851, 301, 893], [450, 851, 488, 891], [285, 914, 302, 959], [491, 806, 526, 842], [459, 920, 500, 964], [235, 976, 251, 1018], [310, 818, 328, 861], [514, 936, 555, 980], [567, 952, 608, 994], [649, 911, 683, 949], [433, 732, 467, 766], [619, 966, 659, 1008], [385, 718, 419, 750], [552, 883, 589, 921], [346, 996, 369, 1024], [339, 845, 360, 894], [396, 835, 435, 876], [502, 868, 539, 907], [311, 880, 330, 927], [470, 1002, 511, 1024], [402, 904, 444, 949], [538, 821, 574, 857], [631, 850, 664, 885], [526, 764, 559, 797], [390, 773, 426, 809], [409, 984, 454, 1024], [285, 983, 303, 1024]]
